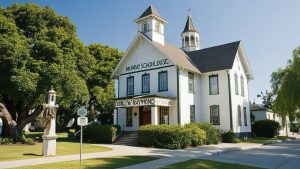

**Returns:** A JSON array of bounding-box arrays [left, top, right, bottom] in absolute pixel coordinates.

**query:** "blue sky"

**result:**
[[2, 0, 300, 103]]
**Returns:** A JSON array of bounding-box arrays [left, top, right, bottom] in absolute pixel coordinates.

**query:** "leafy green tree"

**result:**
[[0, 3, 90, 139], [271, 46, 300, 136], [87, 44, 122, 124]]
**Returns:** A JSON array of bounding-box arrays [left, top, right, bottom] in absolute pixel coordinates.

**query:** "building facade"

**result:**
[[112, 5, 254, 137]]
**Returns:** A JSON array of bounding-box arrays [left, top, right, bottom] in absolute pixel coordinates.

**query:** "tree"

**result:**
[[86, 44, 122, 124], [271, 46, 300, 136], [0, 3, 90, 139]]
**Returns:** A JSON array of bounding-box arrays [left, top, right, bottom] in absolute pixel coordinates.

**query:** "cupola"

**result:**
[[181, 15, 200, 52]]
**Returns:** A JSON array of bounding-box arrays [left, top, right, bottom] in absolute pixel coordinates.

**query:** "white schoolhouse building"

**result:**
[[112, 5, 254, 137]]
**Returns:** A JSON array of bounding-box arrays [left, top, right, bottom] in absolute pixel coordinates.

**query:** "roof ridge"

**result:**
[[187, 40, 241, 53]]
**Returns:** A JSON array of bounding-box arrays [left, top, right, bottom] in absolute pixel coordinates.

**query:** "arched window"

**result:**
[[182, 38, 184, 47], [155, 22, 160, 33], [191, 36, 195, 46], [240, 76, 245, 96], [143, 22, 148, 33], [195, 37, 198, 47], [185, 36, 189, 47], [238, 105, 242, 126], [234, 73, 239, 95], [51, 95, 54, 102]]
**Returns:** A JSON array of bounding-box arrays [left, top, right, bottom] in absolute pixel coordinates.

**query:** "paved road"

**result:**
[[200, 139, 300, 169]]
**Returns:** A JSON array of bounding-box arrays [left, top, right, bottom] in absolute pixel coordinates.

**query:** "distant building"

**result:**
[[112, 5, 254, 137], [250, 103, 289, 132]]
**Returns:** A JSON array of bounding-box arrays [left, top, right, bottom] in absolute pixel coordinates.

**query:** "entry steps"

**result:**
[[113, 131, 138, 146]]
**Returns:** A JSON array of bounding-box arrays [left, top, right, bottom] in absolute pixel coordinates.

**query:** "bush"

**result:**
[[24, 133, 43, 142], [80, 124, 121, 143], [20, 135, 35, 145], [186, 122, 220, 145], [184, 125, 206, 146], [252, 120, 280, 138], [0, 137, 13, 145], [138, 125, 192, 149], [221, 130, 239, 143]]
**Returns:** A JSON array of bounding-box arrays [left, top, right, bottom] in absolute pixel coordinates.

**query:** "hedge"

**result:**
[[221, 130, 239, 143], [138, 125, 206, 149], [185, 122, 221, 145], [80, 124, 121, 143], [252, 120, 280, 138]]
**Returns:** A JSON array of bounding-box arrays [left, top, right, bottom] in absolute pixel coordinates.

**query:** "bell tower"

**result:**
[[181, 15, 200, 52], [135, 5, 167, 45]]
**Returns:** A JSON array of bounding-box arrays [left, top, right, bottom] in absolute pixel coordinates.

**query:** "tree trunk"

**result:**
[[286, 119, 289, 137], [0, 103, 17, 138]]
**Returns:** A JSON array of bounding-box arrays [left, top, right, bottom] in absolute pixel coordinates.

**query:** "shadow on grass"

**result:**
[[23, 153, 42, 157]]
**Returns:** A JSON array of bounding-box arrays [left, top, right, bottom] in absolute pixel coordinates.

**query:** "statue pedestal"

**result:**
[[42, 135, 58, 156]]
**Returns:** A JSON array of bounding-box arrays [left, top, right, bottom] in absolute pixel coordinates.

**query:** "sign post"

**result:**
[[77, 106, 88, 166]]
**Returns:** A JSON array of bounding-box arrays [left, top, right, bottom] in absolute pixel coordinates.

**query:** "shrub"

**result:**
[[185, 122, 220, 145], [184, 125, 206, 146], [221, 130, 239, 143], [24, 133, 43, 142], [252, 120, 280, 138], [138, 125, 192, 149], [19, 135, 35, 145], [81, 124, 121, 143], [0, 137, 13, 145]]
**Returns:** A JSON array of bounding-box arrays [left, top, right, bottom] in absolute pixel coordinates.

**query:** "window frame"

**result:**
[[142, 73, 150, 93], [188, 72, 194, 93], [209, 74, 219, 95], [241, 75, 245, 96], [190, 105, 196, 123], [238, 105, 242, 126], [127, 76, 134, 96], [210, 105, 220, 125], [243, 107, 247, 126], [159, 107, 169, 125], [235, 73, 239, 95], [158, 71, 168, 92], [126, 108, 133, 127]]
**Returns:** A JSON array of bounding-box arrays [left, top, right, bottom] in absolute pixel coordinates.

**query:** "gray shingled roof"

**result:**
[[250, 104, 272, 112], [186, 41, 240, 73], [138, 5, 164, 20], [183, 15, 197, 32]]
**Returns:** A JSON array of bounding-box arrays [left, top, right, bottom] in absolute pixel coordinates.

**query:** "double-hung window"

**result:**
[[209, 75, 219, 95], [241, 76, 245, 96], [210, 105, 220, 125], [243, 107, 247, 126], [127, 76, 134, 95], [188, 72, 194, 93], [142, 73, 150, 93], [238, 105, 242, 126], [158, 71, 168, 91], [235, 74, 239, 95], [159, 107, 169, 124], [190, 105, 195, 122], [126, 108, 133, 126]]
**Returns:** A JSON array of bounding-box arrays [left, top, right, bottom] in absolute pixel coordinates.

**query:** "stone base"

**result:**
[[42, 135, 58, 156]]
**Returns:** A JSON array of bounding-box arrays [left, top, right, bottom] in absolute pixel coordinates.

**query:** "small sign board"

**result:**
[[77, 117, 88, 126], [77, 106, 87, 117]]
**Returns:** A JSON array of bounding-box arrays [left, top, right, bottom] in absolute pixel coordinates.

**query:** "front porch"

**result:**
[[114, 95, 176, 131]]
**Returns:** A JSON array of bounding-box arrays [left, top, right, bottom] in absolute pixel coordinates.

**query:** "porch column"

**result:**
[[113, 109, 117, 125], [151, 106, 158, 125]]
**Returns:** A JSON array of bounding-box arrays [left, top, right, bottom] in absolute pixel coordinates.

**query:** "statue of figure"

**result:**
[[43, 106, 56, 135]]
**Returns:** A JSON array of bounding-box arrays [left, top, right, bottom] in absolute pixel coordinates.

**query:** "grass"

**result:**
[[242, 136, 294, 144], [0, 132, 112, 162], [15, 156, 158, 169], [161, 159, 263, 169]]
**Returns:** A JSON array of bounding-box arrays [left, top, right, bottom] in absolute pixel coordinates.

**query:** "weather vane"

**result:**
[[188, 8, 191, 15]]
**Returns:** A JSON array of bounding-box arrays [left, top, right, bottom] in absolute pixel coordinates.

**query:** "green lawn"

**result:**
[[161, 159, 263, 169], [15, 156, 158, 169], [0, 132, 112, 162], [242, 136, 294, 144]]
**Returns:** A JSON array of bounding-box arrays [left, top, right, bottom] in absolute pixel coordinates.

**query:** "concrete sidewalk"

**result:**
[[0, 142, 262, 169]]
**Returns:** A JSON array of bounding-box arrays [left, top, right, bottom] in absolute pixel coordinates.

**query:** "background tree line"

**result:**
[[0, 3, 122, 139]]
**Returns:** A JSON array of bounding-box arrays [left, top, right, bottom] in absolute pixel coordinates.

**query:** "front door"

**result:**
[[139, 106, 151, 126]]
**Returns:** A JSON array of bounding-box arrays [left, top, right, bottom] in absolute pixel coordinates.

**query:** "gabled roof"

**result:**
[[186, 41, 240, 73], [182, 15, 197, 33], [137, 5, 166, 22]]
